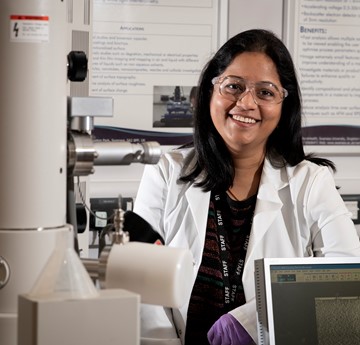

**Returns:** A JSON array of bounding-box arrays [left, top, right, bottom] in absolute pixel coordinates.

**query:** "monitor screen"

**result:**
[[255, 257, 360, 345]]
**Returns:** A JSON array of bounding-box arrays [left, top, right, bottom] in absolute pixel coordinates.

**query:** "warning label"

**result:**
[[10, 15, 49, 42]]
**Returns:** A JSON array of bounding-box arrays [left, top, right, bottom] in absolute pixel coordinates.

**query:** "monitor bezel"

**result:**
[[255, 256, 360, 345]]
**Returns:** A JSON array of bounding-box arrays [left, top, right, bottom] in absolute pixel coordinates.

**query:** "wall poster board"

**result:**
[[283, 0, 360, 153], [90, 0, 228, 145]]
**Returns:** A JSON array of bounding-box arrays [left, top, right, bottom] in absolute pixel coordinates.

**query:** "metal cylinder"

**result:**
[[94, 141, 162, 166], [81, 258, 100, 281], [68, 132, 96, 176]]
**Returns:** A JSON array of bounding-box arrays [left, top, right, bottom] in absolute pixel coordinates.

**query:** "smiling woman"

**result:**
[[209, 52, 285, 165], [133, 29, 360, 345]]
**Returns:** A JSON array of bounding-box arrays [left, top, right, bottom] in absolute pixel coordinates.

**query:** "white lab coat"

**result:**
[[133, 148, 360, 345]]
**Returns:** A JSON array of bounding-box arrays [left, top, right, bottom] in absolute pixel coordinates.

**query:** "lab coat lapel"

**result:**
[[242, 159, 289, 297], [247, 159, 288, 258], [185, 183, 210, 263]]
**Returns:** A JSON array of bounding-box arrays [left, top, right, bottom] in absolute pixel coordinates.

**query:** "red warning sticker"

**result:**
[[10, 15, 49, 21], [10, 15, 49, 42]]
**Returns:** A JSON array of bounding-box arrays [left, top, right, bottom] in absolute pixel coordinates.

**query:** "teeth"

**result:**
[[232, 115, 256, 124]]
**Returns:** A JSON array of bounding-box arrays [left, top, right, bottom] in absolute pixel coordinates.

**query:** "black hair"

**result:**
[[179, 29, 334, 192]]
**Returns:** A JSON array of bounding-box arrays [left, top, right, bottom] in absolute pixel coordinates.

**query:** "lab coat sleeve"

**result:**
[[228, 298, 258, 343], [134, 157, 169, 240], [306, 167, 360, 257]]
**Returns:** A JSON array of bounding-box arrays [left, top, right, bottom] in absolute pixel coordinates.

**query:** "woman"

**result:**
[[133, 29, 360, 345]]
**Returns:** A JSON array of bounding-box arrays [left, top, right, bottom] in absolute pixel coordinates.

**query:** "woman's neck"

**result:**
[[228, 153, 265, 201]]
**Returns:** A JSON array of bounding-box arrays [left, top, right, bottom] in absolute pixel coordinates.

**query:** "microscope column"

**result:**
[[0, 1, 69, 344]]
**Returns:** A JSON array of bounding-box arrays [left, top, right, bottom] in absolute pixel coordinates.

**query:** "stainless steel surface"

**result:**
[[94, 141, 161, 166]]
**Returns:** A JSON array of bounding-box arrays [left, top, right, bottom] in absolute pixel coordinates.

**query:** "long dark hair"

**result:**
[[179, 29, 334, 191]]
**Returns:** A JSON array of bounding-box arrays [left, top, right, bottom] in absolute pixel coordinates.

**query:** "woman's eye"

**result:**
[[225, 83, 244, 93], [257, 88, 275, 98]]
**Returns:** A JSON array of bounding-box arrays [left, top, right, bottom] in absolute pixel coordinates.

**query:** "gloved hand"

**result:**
[[207, 313, 254, 345], [123, 211, 164, 244]]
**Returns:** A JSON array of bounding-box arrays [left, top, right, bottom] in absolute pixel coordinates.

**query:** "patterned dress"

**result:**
[[184, 191, 256, 344]]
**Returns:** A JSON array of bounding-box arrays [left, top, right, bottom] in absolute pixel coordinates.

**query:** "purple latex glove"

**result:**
[[207, 313, 254, 345]]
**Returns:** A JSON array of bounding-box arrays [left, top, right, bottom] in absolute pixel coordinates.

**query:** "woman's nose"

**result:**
[[236, 89, 258, 107]]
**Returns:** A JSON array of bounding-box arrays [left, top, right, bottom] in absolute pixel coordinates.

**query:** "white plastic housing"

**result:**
[[104, 242, 194, 308], [0, 0, 68, 229]]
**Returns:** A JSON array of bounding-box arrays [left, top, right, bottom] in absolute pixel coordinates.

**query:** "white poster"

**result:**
[[90, 0, 227, 145], [284, 0, 360, 152]]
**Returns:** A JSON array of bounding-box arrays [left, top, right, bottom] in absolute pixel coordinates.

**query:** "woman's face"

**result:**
[[210, 52, 284, 156]]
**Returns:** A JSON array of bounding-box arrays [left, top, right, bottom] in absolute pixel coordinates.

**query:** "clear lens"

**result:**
[[214, 76, 287, 105]]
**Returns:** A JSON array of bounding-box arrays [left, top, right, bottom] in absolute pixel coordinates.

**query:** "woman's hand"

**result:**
[[207, 313, 255, 345]]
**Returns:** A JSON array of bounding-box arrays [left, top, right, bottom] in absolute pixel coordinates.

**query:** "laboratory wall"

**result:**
[[89, 0, 360, 225]]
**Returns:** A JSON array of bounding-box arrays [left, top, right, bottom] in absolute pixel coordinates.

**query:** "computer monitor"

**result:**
[[255, 257, 360, 345]]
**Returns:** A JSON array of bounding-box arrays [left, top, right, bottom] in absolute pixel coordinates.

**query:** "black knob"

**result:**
[[67, 51, 88, 82]]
